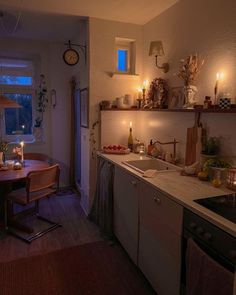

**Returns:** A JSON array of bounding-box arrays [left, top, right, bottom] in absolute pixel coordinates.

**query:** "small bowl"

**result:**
[[184, 166, 196, 175]]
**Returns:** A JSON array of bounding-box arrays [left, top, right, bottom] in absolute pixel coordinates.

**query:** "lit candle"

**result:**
[[20, 141, 24, 162], [214, 73, 219, 98], [142, 80, 149, 90], [214, 72, 224, 105], [129, 121, 132, 128], [142, 80, 149, 102], [137, 88, 142, 100]]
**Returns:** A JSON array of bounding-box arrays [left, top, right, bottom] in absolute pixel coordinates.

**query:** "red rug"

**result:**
[[0, 241, 155, 295]]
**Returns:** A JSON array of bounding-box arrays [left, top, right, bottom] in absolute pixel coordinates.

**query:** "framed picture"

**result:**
[[80, 88, 89, 128], [169, 87, 185, 109]]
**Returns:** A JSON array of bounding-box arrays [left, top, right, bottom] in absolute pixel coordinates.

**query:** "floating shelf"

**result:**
[[101, 108, 236, 113]]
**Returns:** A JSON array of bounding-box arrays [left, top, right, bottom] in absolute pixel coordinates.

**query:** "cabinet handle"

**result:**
[[131, 180, 137, 186], [154, 196, 161, 204]]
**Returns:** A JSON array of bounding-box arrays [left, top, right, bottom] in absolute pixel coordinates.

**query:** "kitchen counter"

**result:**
[[99, 152, 236, 237]]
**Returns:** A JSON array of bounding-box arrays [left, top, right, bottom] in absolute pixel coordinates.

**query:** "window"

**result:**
[[115, 38, 136, 74], [0, 58, 35, 143]]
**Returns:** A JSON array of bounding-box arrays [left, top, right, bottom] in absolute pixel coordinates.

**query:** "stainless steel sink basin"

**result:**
[[123, 158, 181, 173]]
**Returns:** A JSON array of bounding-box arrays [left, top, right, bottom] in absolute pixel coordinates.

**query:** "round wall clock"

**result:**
[[63, 48, 79, 66]]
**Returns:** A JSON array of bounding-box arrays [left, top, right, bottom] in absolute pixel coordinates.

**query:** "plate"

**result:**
[[102, 145, 130, 155]]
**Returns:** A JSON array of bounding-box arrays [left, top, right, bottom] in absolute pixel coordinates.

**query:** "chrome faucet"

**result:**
[[153, 138, 178, 163]]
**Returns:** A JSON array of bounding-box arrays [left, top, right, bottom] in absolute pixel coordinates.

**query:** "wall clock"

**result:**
[[63, 48, 79, 66]]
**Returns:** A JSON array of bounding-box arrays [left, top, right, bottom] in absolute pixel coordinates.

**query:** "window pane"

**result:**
[[4, 93, 33, 135], [117, 49, 127, 72], [0, 75, 33, 86]]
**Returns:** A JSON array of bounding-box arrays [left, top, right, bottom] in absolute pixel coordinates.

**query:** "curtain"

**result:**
[[89, 156, 114, 239]]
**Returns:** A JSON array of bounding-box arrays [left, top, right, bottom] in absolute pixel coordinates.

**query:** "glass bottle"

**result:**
[[128, 127, 133, 151]]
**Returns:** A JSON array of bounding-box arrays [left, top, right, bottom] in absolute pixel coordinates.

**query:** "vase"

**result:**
[[33, 126, 43, 142], [183, 85, 197, 109]]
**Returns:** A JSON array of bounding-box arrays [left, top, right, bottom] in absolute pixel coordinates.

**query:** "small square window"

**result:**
[[117, 49, 128, 72], [115, 38, 136, 74]]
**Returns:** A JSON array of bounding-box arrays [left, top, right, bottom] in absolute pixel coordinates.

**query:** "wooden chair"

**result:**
[[5, 164, 61, 243]]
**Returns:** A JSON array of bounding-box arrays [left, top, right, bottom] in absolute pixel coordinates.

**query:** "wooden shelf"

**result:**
[[101, 108, 236, 113]]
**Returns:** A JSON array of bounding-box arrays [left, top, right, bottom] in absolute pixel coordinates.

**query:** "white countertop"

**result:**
[[99, 152, 236, 237]]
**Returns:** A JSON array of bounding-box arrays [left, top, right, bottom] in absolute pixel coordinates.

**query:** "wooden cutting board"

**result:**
[[185, 114, 203, 166]]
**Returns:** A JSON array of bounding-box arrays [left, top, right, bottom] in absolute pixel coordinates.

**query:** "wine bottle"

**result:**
[[128, 127, 133, 151]]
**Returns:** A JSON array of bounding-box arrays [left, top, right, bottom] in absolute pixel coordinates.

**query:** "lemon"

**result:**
[[198, 171, 208, 181], [212, 178, 222, 187]]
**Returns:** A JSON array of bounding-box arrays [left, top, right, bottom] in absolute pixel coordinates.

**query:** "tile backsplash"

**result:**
[[101, 110, 236, 165]]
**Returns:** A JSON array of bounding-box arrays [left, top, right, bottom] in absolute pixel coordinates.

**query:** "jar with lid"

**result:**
[[203, 96, 212, 109]]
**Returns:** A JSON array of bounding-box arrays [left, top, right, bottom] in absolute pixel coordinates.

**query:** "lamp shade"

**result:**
[[149, 41, 164, 56], [0, 95, 22, 109]]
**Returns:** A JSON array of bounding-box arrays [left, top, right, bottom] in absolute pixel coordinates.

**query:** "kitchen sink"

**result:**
[[123, 158, 181, 173]]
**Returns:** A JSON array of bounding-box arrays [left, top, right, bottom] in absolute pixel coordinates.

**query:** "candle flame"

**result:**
[[142, 80, 149, 89], [129, 121, 132, 127], [20, 141, 24, 147]]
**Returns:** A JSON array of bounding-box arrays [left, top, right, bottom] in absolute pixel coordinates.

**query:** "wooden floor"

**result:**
[[0, 190, 102, 263]]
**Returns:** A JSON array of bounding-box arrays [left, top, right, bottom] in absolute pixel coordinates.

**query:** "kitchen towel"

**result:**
[[186, 238, 234, 295]]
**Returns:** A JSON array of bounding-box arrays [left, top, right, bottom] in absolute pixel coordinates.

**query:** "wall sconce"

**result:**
[[149, 41, 169, 73]]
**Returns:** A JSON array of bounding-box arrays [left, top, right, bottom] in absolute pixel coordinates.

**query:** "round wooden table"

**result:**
[[0, 160, 50, 222], [0, 160, 49, 184]]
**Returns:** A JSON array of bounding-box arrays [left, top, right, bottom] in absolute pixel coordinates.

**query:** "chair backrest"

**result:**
[[26, 164, 60, 195], [24, 153, 51, 164]]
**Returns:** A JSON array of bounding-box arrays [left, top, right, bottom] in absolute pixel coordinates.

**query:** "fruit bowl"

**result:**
[[102, 145, 130, 154]]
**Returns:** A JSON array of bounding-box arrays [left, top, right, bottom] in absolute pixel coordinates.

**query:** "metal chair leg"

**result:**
[[4, 200, 8, 230]]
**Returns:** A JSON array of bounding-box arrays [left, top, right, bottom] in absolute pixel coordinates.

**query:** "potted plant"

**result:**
[[202, 136, 220, 156], [203, 158, 231, 184], [0, 141, 8, 165], [33, 74, 48, 141]]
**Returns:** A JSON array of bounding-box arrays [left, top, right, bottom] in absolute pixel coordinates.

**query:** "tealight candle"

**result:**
[[226, 168, 236, 191], [14, 162, 22, 170]]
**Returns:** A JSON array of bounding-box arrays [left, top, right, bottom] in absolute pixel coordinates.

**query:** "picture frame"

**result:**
[[169, 87, 185, 109], [80, 88, 89, 128]]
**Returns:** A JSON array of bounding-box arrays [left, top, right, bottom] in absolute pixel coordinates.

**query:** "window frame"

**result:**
[[115, 38, 136, 75], [0, 84, 35, 143]]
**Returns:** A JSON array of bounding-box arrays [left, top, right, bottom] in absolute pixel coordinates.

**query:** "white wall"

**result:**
[[100, 0, 236, 168], [141, 0, 236, 163], [84, 17, 143, 213]]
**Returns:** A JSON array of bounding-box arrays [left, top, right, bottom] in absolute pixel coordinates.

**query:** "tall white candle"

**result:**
[[20, 141, 24, 162]]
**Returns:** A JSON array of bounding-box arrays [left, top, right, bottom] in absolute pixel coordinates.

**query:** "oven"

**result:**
[[181, 208, 236, 295]]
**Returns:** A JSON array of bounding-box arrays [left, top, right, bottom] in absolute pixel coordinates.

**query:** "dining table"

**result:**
[[0, 160, 49, 184], [0, 160, 50, 227]]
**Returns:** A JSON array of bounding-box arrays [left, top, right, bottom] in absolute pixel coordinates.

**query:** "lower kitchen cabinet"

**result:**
[[139, 181, 183, 295], [113, 166, 139, 264]]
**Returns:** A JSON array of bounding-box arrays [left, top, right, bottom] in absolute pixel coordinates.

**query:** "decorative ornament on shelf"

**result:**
[[177, 54, 204, 109], [146, 78, 168, 109]]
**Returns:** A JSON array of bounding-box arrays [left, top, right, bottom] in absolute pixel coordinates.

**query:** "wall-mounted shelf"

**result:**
[[109, 73, 139, 79], [101, 108, 236, 113]]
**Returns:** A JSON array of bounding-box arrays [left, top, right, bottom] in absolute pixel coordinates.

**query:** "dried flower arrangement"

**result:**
[[177, 54, 204, 86], [34, 74, 48, 127]]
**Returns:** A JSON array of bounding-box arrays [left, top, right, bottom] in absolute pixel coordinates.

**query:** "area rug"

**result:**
[[0, 241, 155, 295]]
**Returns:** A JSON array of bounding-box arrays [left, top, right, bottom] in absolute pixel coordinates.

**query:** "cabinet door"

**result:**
[[139, 181, 183, 295], [113, 166, 139, 264]]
